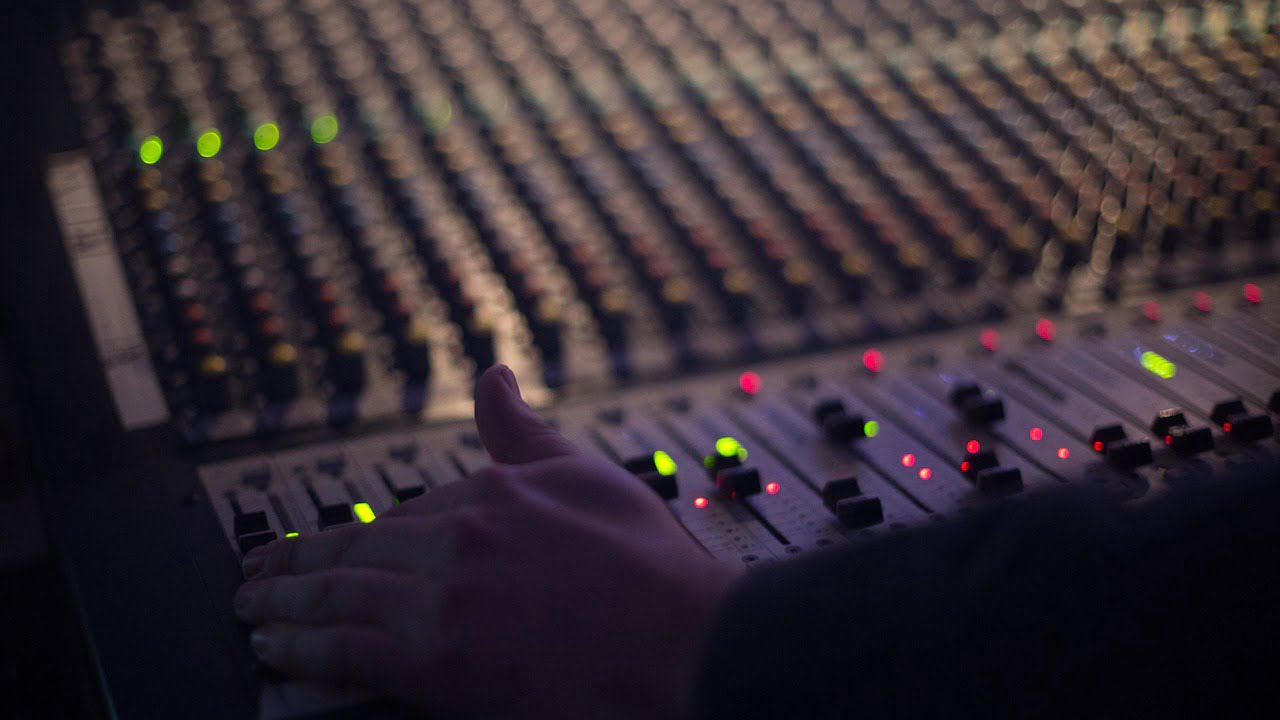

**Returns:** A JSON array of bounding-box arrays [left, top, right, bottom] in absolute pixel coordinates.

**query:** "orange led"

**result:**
[[901, 453, 916, 467], [694, 497, 709, 509], [918, 468, 933, 480], [1057, 447, 1070, 460]]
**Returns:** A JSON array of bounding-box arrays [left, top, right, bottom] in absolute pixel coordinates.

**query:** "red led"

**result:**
[[980, 328, 1000, 352], [1142, 301, 1161, 322], [1165, 435, 1173, 445], [1029, 427, 1044, 441], [965, 439, 981, 454], [862, 348, 884, 373], [1223, 422, 1233, 433], [918, 468, 933, 480], [1057, 447, 1070, 460], [960, 461, 971, 473], [901, 453, 916, 467], [1035, 318, 1056, 342], [1194, 291, 1213, 313], [1244, 283, 1263, 304], [1093, 441, 1105, 452], [765, 481, 781, 495], [694, 497, 709, 509], [738, 371, 762, 395]]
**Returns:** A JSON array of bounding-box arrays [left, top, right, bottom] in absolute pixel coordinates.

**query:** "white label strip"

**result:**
[[45, 151, 170, 430]]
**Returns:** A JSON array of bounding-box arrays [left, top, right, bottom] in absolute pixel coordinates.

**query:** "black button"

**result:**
[[623, 455, 658, 474], [1106, 440, 1154, 470], [961, 450, 999, 479], [1226, 414, 1274, 444], [974, 467, 1023, 495], [638, 470, 679, 500], [238, 530, 277, 555], [395, 487, 426, 503], [704, 453, 743, 475], [1166, 426, 1214, 457], [821, 477, 862, 511], [821, 411, 867, 443], [1090, 424, 1127, 451], [715, 466, 762, 499], [1210, 398, 1248, 426], [380, 464, 426, 504], [1151, 408, 1188, 437], [961, 397, 1005, 425], [835, 496, 884, 529], [812, 397, 846, 424], [234, 510, 270, 537], [949, 383, 982, 408]]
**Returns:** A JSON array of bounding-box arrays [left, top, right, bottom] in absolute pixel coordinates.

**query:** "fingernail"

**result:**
[[498, 365, 520, 395], [242, 554, 266, 579], [249, 629, 269, 657]]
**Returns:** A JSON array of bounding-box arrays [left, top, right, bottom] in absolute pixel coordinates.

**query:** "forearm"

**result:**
[[694, 464, 1280, 719]]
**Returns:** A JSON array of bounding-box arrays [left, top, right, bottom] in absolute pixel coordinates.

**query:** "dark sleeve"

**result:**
[[693, 462, 1280, 720]]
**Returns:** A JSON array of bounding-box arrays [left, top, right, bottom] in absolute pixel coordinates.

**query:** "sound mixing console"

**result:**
[[21, 0, 1280, 717]]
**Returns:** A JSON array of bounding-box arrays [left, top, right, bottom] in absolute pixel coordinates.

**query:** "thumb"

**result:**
[[474, 365, 579, 464]]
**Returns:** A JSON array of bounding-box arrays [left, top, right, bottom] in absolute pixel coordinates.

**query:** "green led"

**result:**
[[285, 531, 300, 538], [714, 436, 748, 462], [863, 420, 880, 438], [311, 114, 339, 144], [1140, 351, 1177, 379], [425, 99, 453, 132], [254, 122, 280, 151], [353, 502, 376, 523], [139, 135, 163, 165], [196, 129, 222, 158], [653, 450, 677, 477]]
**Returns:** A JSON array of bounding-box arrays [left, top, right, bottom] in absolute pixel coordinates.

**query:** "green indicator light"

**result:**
[[714, 437, 748, 462], [285, 531, 300, 538], [196, 129, 222, 158], [353, 502, 376, 523], [311, 114, 339, 144], [863, 420, 880, 438], [254, 122, 280, 151], [139, 136, 163, 165], [653, 451, 677, 477], [1140, 351, 1177, 379]]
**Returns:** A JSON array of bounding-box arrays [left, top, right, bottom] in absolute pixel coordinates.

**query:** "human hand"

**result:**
[[234, 365, 743, 719]]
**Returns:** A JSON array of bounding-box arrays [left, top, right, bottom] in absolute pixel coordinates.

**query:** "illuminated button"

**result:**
[[714, 466, 761, 499], [1225, 414, 1275, 444], [820, 476, 862, 511], [196, 129, 222, 158], [1210, 399, 1248, 427], [835, 496, 884, 529], [704, 437, 748, 475], [1150, 409, 1189, 437], [973, 467, 1023, 496], [1090, 425, 1127, 452], [254, 122, 281, 151], [311, 114, 339, 144], [353, 502, 376, 523], [960, 449, 999, 479], [139, 135, 163, 165]]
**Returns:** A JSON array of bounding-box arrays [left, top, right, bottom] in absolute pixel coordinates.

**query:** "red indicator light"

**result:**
[[1142, 301, 1161, 322], [1057, 447, 1070, 460], [1244, 283, 1263, 304], [901, 453, 916, 467], [694, 497, 709, 509], [765, 481, 781, 495], [965, 439, 981, 454], [1165, 435, 1173, 445], [1035, 318, 1056, 342], [980, 328, 1000, 352], [918, 468, 933, 480], [1194, 291, 1213, 313], [738, 371, 762, 395], [862, 348, 884, 373], [960, 461, 971, 473], [1223, 422, 1233, 433], [1093, 441, 1105, 452], [1029, 427, 1044, 441]]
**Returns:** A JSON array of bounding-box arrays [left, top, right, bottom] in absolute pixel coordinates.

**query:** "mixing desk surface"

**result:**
[[13, 0, 1280, 717]]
